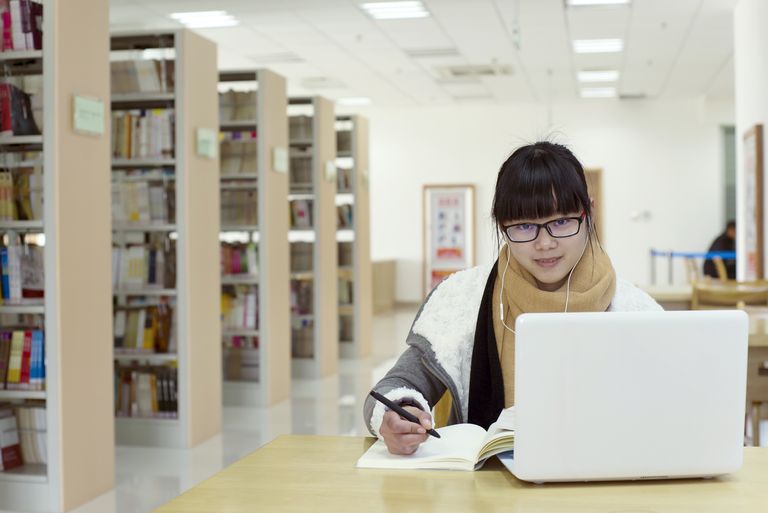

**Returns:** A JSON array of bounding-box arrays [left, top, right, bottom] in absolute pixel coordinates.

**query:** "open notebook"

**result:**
[[356, 407, 515, 471]]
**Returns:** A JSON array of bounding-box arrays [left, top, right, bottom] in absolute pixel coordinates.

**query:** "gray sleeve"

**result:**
[[362, 344, 448, 436]]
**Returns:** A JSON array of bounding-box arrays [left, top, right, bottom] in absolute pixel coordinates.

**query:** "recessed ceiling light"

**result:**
[[573, 39, 623, 54], [580, 87, 617, 98], [566, 0, 631, 6], [360, 1, 430, 20], [170, 11, 239, 28], [336, 97, 372, 106], [577, 70, 620, 82]]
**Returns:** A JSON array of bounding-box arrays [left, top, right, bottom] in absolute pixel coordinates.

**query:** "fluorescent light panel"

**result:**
[[336, 97, 372, 106], [578, 70, 620, 82], [170, 11, 239, 28], [580, 87, 617, 98], [360, 1, 430, 20], [567, 0, 630, 6], [573, 38, 623, 53]]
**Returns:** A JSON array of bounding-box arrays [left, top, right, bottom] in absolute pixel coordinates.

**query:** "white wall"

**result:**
[[363, 99, 734, 303], [734, 0, 768, 280]]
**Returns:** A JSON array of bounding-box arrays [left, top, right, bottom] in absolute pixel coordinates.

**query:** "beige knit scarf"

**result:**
[[491, 240, 616, 407]]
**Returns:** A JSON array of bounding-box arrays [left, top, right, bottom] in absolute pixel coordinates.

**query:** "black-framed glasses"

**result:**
[[503, 213, 586, 243]]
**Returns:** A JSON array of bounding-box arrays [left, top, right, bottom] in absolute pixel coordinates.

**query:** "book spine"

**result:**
[[0, 247, 9, 300], [18, 329, 30, 388]]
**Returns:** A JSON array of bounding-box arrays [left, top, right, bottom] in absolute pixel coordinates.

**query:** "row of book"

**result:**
[[290, 280, 312, 316], [221, 242, 258, 276], [290, 156, 312, 191], [291, 323, 313, 359], [111, 59, 175, 95], [221, 285, 258, 331], [111, 109, 175, 160], [221, 190, 258, 226], [0, 330, 45, 391], [0, 242, 43, 303], [112, 179, 175, 225], [336, 166, 353, 192], [337, 204, 353, 229], [290, 199, 312, 229], [0, 82, 40, 136], [219, 90, 257, 122], [338, 241, 353, 267], [112, 244, 176, 291], [339, 315, 353, 342], [289, 115, 313, 141], [336, 129, 351, 154], [291, 242, 312, 272], [220, 136, 257, 176], [223, 346, 259, 382], [0, 0, 42, 52], [115, 364, 178, 419], [338, 278, 354, 306], [114, 304, 175, 354], [0, 167, 42, 221]]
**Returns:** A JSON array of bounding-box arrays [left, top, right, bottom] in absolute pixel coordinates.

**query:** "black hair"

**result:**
[[726, 220, 736, 230], [492, 141, 592, 228]]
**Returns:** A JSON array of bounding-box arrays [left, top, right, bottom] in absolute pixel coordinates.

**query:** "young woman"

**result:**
[[363, 141, 662, 455]]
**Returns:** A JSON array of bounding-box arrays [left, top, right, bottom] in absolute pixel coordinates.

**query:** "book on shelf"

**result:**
[[291, 321, 313, 359], [219, 90, 257, 123], [336, 166, 352, 191], [356, 407, 515, 471], [289, 115, 313, 141], [338, 241, 353, 267], [338, 277, 353, 305], [110, 59, 175, 95], [336, 204, 353, 229], [220, 132, 257, 176], [220, 242, 258, 276], [339, 315, 353, 341], [290, 199, 313, 229], [0, 241, 43, 303], [336, 130, 351, 154], [221, 285, 258, 331], [111, 109, 175, 160], [114, 302, 173, 354], [114, 363, 177, 419], [0, 166, 42, 221], [112, 243, 175, 291], [221, 190, 258, 226], [223, 346, 259, 382], [290, 242, 313, 273], [15, 403, 45, 465], [0, 406, 22, 471], [1, 330, 44, 391], [289, 155, 312, 191], [0, 0, 42, 52], [112, 176, 174, 225], [290, 280, 313, 316]]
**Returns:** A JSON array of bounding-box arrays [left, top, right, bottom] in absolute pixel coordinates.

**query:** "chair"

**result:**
[[684, 257, 701, 283], [712, 256, 730, 282], [746, 346, 768, 446]]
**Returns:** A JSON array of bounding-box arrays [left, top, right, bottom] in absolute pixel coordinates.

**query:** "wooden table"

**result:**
[[155, 436, 768, 513]]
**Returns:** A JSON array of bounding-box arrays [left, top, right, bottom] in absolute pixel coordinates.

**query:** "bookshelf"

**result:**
[[289, 97, 338, 378], [219, 69, 290, 407], [0, 1, 115, 512], [335, 115, 373, 358], [110, 30, 220, 449]]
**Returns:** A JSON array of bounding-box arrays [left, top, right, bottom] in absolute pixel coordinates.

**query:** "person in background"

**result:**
[[703, 221, 736, 280], [363, 141, 662, 456]]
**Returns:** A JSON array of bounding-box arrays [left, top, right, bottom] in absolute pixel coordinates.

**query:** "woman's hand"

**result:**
[[379, 406, 434, 455]]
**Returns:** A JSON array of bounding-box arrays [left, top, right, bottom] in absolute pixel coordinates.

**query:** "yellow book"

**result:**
[[5, 331, 25, 385]]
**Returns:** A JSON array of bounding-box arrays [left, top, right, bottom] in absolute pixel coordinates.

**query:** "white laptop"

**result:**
[[500, 310, 748, 483]]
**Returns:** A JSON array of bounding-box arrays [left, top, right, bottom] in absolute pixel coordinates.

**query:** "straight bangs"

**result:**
[[493, 145, 590, 224]]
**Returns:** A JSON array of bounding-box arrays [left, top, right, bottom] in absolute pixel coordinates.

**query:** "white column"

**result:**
[[734, 0, 768, 279]]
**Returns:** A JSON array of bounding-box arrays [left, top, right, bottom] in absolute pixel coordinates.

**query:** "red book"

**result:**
[[0, 412, 22, 471], [18, 330, 31, 388], [0, 9, 11, 52], [0, 83, 11, 136]]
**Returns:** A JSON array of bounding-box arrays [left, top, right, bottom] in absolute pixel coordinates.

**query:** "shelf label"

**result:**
[[273, 146, 288, 173], [72, 95, 104, 136], [196, 128, 218, 159], [324, 160, 337, 183]]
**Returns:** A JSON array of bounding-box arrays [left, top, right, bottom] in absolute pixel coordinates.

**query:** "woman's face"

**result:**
[[503, 211, 588, 292]]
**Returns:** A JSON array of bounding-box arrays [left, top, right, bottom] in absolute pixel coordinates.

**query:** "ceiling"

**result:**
[[108, 0, 738, 107]]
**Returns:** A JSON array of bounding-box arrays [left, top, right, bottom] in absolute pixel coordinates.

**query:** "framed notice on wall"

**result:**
[[744, 124, 764, 280], [422, 184, 475, 297]]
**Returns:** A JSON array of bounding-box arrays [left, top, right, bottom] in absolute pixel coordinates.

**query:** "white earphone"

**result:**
[[499, 228, 590, 335]]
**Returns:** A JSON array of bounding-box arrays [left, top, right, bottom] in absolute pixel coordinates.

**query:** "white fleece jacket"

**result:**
[[370, 263, 662, 436]]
